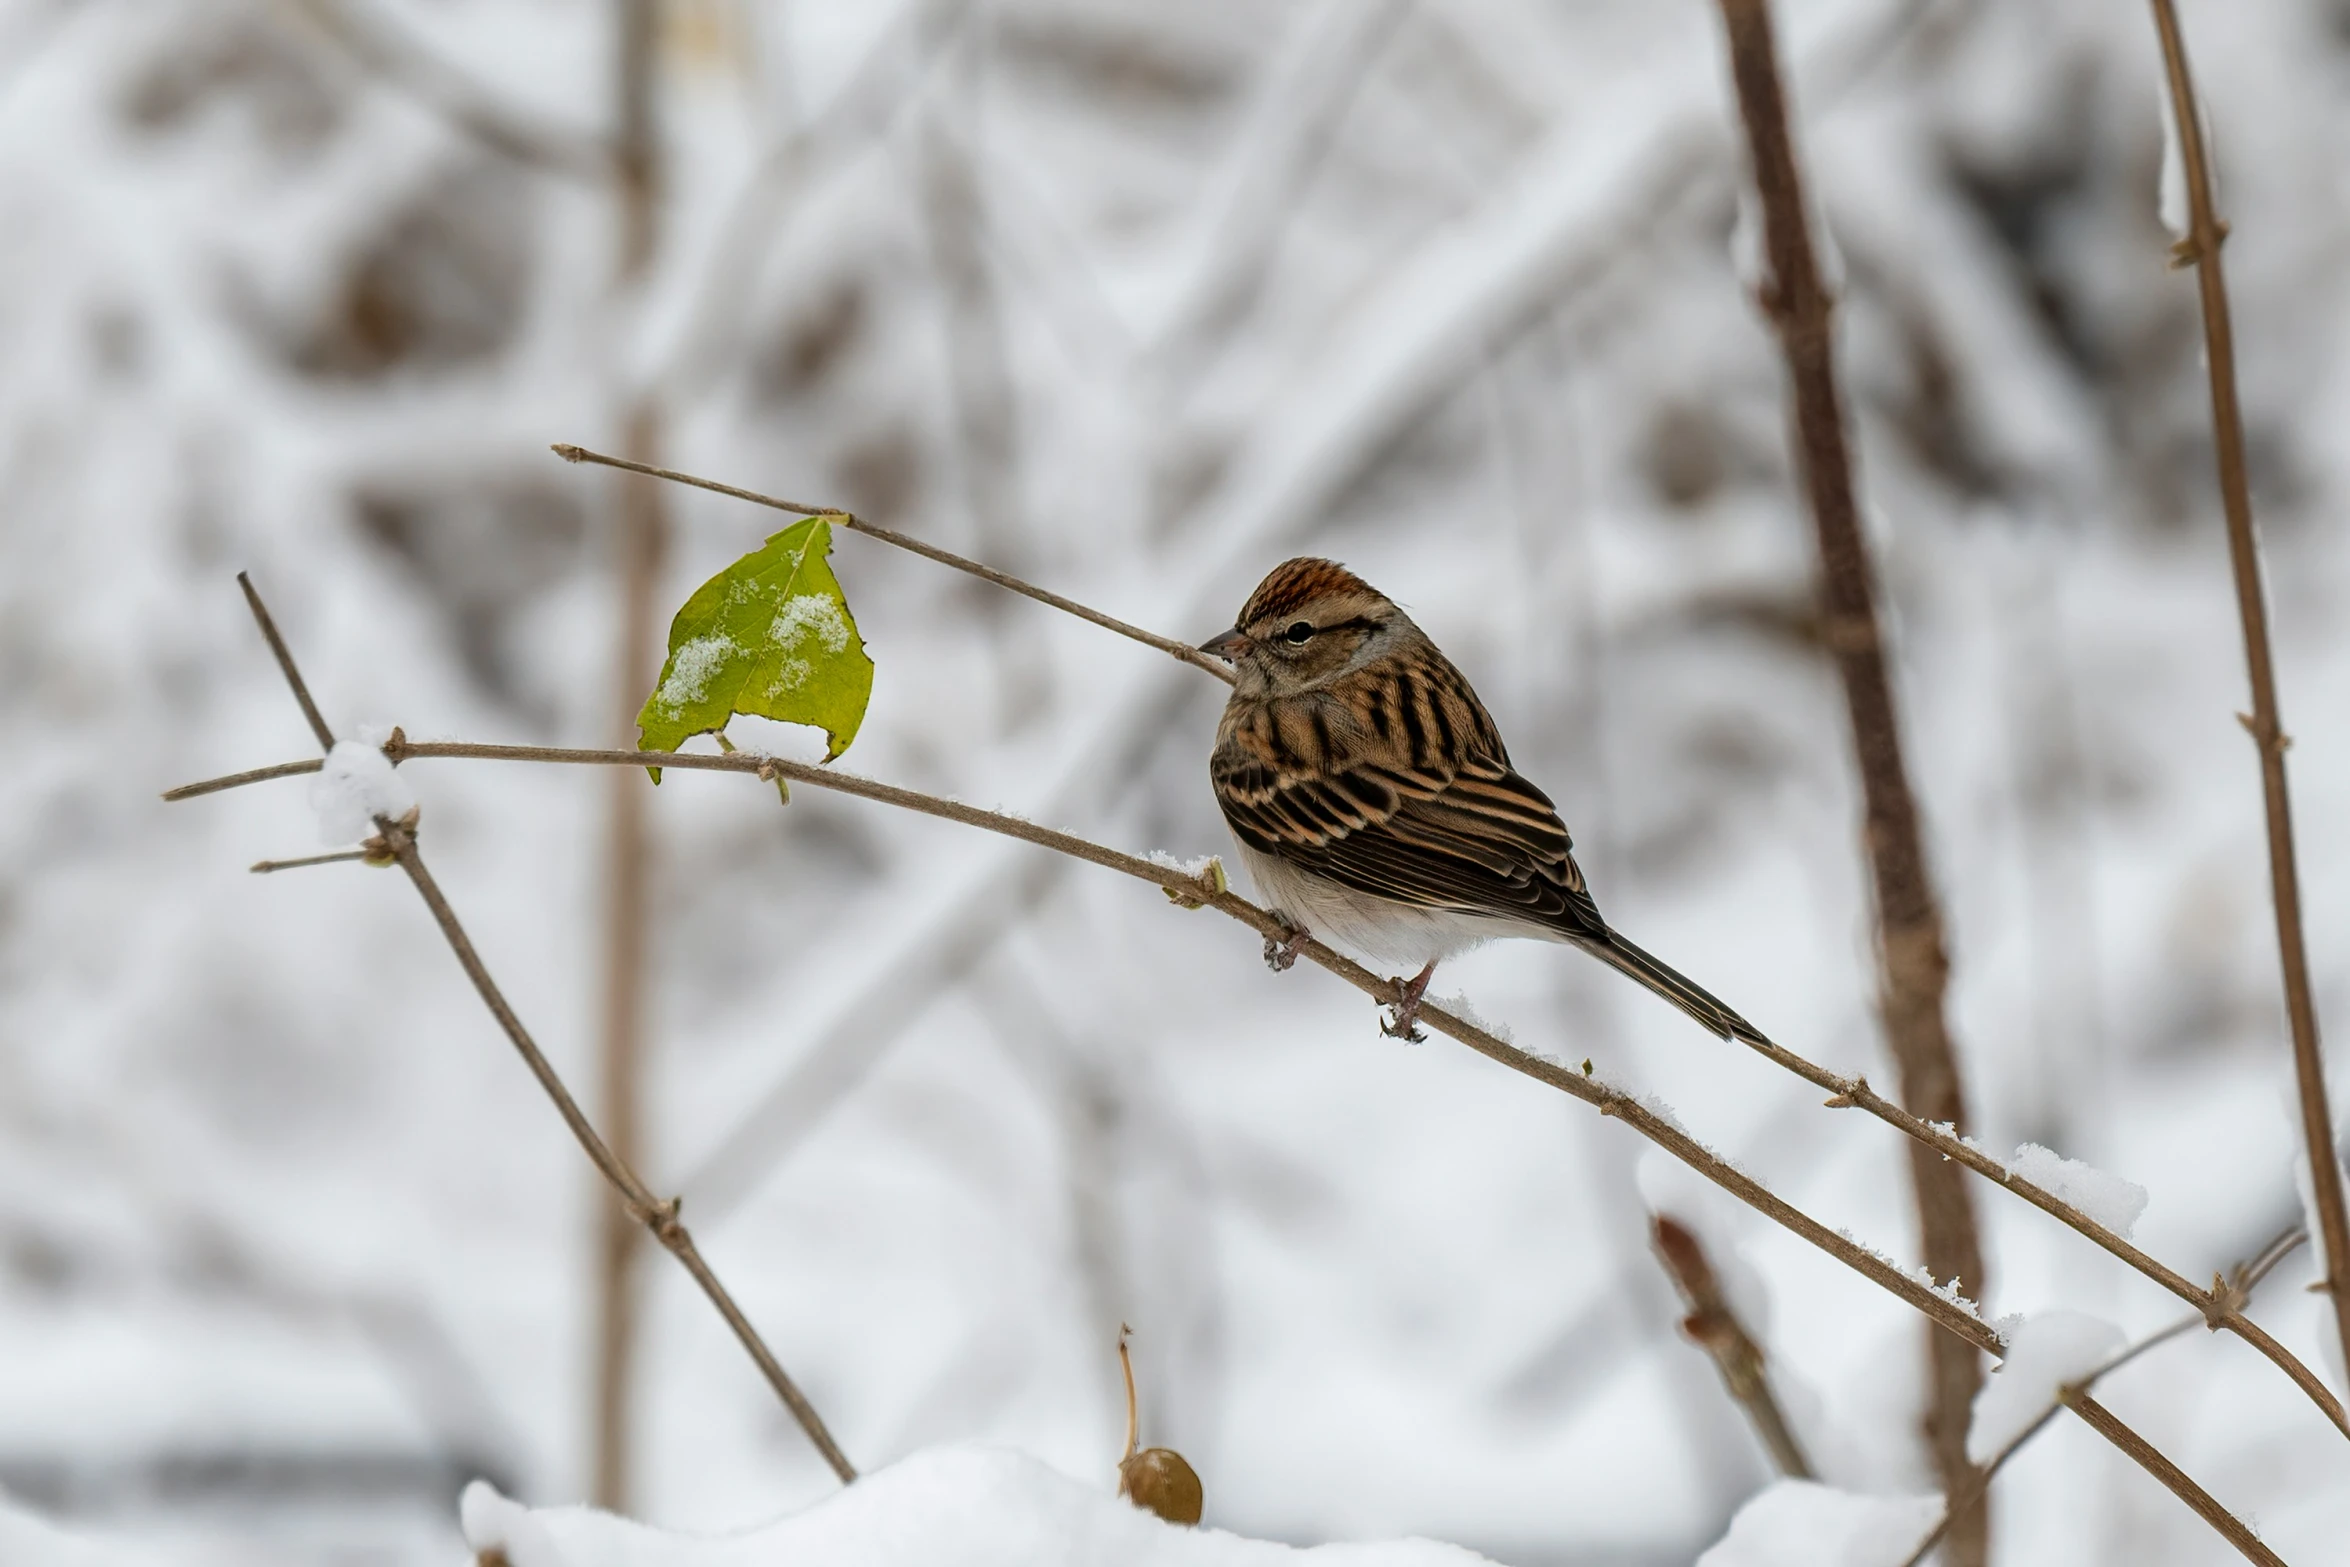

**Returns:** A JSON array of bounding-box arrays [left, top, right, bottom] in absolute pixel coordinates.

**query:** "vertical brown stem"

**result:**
[[2146, 0, 2350, 1382], [1711, 2, 1990, 1557], [592, 0, 665, 1514]]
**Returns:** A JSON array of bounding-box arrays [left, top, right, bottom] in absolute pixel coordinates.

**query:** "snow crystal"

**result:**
[[1833, 1230, 1988, 1323], [1967, 1310, 2124, 1463], [307, 739, 416, 846], [654, 634, 735, 716], [2005, 1144, 2148, 1239], [1427, 992, 1513, 1044], [459, 1445, 1500, 1567], [1695, 1481, 1939, 1567], [1146, 849, 1221, 878]]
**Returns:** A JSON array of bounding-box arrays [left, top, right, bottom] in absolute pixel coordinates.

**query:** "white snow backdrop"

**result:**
[[2, 0, 2348, 1562]]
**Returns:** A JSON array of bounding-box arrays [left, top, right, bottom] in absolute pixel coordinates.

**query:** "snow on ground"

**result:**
[[6, 1, 2350, 1564], [461, 1445, 1499, 1567], [1693, 1481, 1938, 1567]]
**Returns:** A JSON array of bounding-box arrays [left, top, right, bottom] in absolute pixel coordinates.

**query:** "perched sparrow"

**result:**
[[1203, 557, 1766, 1044]]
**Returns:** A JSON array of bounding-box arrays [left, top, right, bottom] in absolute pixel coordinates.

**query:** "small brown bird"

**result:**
[[1203, 557, 1767, 1044]]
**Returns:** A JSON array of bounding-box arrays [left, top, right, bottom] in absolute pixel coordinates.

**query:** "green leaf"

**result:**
[[637, 516, 873, 772]]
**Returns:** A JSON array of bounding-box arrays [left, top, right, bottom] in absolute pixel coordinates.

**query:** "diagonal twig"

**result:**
[[2145, 0, 2350, 1400], [551, 444, 1234, 684], [223, 579, 858, 1487], [1651, 1213, 1814, 1478], [1899, 1227, 2307, 1567], [164, 733, 2279, 1561]]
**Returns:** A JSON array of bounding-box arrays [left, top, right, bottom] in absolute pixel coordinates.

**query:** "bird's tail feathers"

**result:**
[[1579, 932, 1770, 1046]]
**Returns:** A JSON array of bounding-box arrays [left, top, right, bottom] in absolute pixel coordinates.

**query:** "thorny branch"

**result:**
[[2146, 0, 2350, 1398], [219, 575, 858, 1487], [170, 732, 2275, 1561], [1711, 1, 1990, 1558]]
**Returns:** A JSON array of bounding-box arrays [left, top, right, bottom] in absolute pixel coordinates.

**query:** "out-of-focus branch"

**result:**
[[220, 577, 857, 1488], [552, 445, 1234, 682], [592, 1, 667, 1511], [1650, 1214, 1814, 1479], [2146, 0, 2350, 1396], [166, 729, 2271, 1558], [281, 0, 614, 180], [1711, 2, 1989, 1556], [1899, 1226, 2308, 1567]]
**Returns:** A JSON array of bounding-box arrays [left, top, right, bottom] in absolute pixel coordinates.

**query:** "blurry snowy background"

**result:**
[[4, 0, 2350, 1562]]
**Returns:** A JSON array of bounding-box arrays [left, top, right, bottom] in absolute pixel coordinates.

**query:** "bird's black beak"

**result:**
[[1199, 627, 1249, 662]]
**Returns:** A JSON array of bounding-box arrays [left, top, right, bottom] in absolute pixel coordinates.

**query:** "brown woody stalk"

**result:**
[[591, 0, 667, 1511], [225, 575, 857, 1487], [1712, 1, 1990, 1556], [170, 735, 2275, 1563], [2146, 0, 2350, 1396], [1651, 1214, 1814, 1478]]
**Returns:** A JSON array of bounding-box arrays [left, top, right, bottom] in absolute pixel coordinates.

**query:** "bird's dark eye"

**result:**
[[1282, 620, 1315, 645]]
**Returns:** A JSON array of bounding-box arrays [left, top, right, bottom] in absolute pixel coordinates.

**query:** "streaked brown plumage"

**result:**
[[1203, 557, 1766, 1043]]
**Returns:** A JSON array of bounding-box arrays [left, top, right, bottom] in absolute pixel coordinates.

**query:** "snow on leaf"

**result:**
[[1696, 1480, 1940, 1567], [1967, 1310, 2124, 1463], [637, 516, 874, 768]]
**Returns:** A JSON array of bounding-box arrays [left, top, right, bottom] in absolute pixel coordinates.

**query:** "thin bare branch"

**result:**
[[250, 850, 372, 874], [221, 586, 857, 1488], [1712, 1, 1988, 1552], [237, 572, 337, 752], [551, 445, 1235, 683], [154, 728, 2349, 1439], [2146, 0, 2350, 1398], [280, 0, 614, 181], [1651, 1214, 1814, 1478], [1899, 1228, 2310, 1567], [164, 731, 2275, 1553]]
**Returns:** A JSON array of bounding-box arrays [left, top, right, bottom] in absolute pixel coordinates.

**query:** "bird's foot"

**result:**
[[1262, 917, 1309, 973], [1381, 962, 1437, 1042]]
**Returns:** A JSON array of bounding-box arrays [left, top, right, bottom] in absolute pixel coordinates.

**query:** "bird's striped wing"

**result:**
[[1213, 749, 1606, 939]]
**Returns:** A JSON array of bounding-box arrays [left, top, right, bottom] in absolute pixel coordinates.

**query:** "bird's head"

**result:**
[[1201, 558, 1405, 699]]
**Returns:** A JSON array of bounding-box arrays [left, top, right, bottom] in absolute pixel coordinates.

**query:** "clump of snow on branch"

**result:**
[[1693, 1480, 1938, 1567], [460, 1447, 1500, 1567], [2003, 1144, 2150, 1239], [1966, 1310, 2124, 1463], [307, 740, 417, 846]]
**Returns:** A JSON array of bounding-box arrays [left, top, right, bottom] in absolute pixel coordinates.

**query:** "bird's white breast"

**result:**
[[1232, 840, 1534, 975]]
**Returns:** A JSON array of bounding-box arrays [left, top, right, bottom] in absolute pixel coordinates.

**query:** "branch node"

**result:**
[[1162, 857, 1229, 909], [628, 1194, 685, 1246]]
